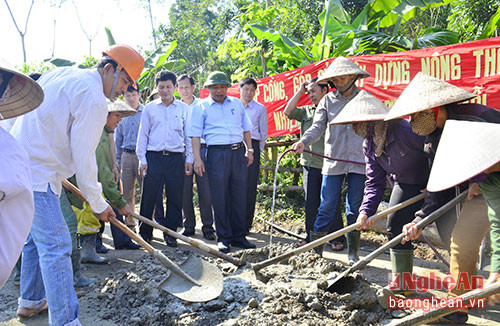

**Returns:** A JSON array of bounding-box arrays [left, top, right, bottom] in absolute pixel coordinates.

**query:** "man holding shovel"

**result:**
[[73, 100, 140, 261], [291, 57, 367, 263], [285, 78, 346, 249], [10, 45, 144, 325]]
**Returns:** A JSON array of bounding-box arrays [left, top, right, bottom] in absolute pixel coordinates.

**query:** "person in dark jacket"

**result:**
[[387, 72, 500, 324], [331, 90, 429, 289]]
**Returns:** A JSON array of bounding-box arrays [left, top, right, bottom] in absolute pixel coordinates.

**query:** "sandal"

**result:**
[[330, 241, 345, 251], [297, 240, 308, 247]]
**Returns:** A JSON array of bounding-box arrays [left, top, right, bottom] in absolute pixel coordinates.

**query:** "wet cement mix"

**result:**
[[78, 242, 389, 326]]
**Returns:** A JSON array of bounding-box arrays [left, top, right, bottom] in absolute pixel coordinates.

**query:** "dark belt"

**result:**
[[208, 142, 244, 150], [149, 150, 182, 156], [200, 143, 207, 148], [123, 148, 135, 154]]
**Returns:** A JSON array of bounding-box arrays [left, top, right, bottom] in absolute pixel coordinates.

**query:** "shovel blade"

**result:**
[[326, 271, 356, 294], [160, 255, 223, 302]]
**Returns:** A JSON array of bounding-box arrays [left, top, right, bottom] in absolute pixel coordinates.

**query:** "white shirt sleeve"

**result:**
[[259, 105, 268, 152], [136, 105, 150, 166], [70, 99, 108, 214], [0, 130, 33, 287], [183, 105, 194, 164]]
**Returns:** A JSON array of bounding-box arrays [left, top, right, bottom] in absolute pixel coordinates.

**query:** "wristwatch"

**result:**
[[247, 148, 254, 153]]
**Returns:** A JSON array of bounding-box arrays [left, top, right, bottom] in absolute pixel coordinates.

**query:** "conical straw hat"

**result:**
[[385, 72, 476, 121], [317, 57, 370, 84], [427, 120, 500, 192], [107, 99, 137, 117], [330, 90, 389, 125], [0, 58, 44, 120]]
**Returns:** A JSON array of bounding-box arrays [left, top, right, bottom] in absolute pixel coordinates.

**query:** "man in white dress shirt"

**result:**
[[238, 77, 268, 234], [10, 44, 144, 326], [137, 70, 193, 247], [177, 74, 216, 240], [0, 60, 44, 289]]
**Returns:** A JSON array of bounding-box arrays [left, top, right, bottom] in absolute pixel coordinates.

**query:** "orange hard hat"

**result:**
[[102, 44, 145, 82]]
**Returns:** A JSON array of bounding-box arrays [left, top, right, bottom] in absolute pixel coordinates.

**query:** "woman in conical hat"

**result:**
[[291, 57, 370, 263], [331, 90, 429, 290], [425, 120, 500, 306], [392, 72, 500, 323], [0, 61, 44, 288]]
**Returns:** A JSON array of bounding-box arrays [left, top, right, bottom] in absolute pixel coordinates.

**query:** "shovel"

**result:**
[[326, 190, 467, 293], [62, 180, 223, 302], [131, 212, 244, 266], [252, 192, 427, 272], [387, 281, 500, 326]]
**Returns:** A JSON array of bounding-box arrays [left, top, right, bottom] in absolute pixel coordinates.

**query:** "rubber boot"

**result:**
[[309, 231, 327, 256], [95, 232, 109, 254], [389, 249, 413, 294], [81, 234, 108, 264], [347, 231, 360, 265], [72, 249, 96, 287], [13, 256, 21, 286]]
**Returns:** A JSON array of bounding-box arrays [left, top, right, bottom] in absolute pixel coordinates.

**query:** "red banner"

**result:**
[[200, 37, 500, 137]]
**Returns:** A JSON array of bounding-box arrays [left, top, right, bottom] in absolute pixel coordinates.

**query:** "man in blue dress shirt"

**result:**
[[115, 85, 143, 228], [189, 71, 256, 253], [137, 71, 193, 247]]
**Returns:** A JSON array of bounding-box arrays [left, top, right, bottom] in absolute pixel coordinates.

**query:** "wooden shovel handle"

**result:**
[[252, 191, 427, 272], [61, 179, 155, 254], [131, 212, 243, 266]]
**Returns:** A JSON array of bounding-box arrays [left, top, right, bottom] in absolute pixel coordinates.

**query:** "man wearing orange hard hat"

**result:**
[[10, 44, 144, 326]]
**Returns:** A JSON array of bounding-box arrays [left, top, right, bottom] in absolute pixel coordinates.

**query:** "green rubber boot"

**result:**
[[389, 249, 414, 294], [309, 231, 327, 256], [347, 231, 360, 265], [72, 249, 96, 287]]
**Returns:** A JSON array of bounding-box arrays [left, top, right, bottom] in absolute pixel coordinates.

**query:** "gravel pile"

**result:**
[[78, 243, 389, 325]]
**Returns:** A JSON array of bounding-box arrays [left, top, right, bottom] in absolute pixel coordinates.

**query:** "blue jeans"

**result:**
[[19, 186, 81, 326], [314, 173, 365, 232]]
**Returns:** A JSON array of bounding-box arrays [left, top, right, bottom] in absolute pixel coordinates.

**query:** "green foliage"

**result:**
[[136, 41, 186, 100], [316, 0, 459, 57], [19, 61, 54, 74], [215, 0, 323, 81], [447, 0, 500, 41], [78, 55, 98, 69], [157, 0, 236, 84], [104, 27, 116, 46]]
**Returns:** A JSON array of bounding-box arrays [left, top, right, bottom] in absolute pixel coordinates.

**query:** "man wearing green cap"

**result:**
[[188, 71, 256, 253]]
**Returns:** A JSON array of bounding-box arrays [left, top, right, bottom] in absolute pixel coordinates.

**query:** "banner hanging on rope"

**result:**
[[200, 37, 500, 137]]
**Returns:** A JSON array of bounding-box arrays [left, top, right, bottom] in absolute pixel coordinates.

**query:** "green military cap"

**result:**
[[204, 71, 231, 87]]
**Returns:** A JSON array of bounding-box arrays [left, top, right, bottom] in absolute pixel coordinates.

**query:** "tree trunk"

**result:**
[[148, 0, 157, 48], [21, 34, 26, 63]]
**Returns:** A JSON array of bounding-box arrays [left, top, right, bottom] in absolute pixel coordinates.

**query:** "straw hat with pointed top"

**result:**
[[385, 72, 477, 121], [330, 90, 389, 125], [0, 58, 44, 120], [317, 57, 370, 84], [427, 120, 500, 192], [107, 99, 137, 118]]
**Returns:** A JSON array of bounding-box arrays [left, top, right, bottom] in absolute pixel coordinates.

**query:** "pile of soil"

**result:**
[[77, 243, 389, 326]]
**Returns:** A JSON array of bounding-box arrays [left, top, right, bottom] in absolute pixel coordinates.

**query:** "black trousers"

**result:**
[[387, 182, 425, 250], [139, 151, 184, 241], [206, 145, 247, 244], [245, 139, 261, 232], [183, 145, 214, 233], [303, 166, 343, 242]]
